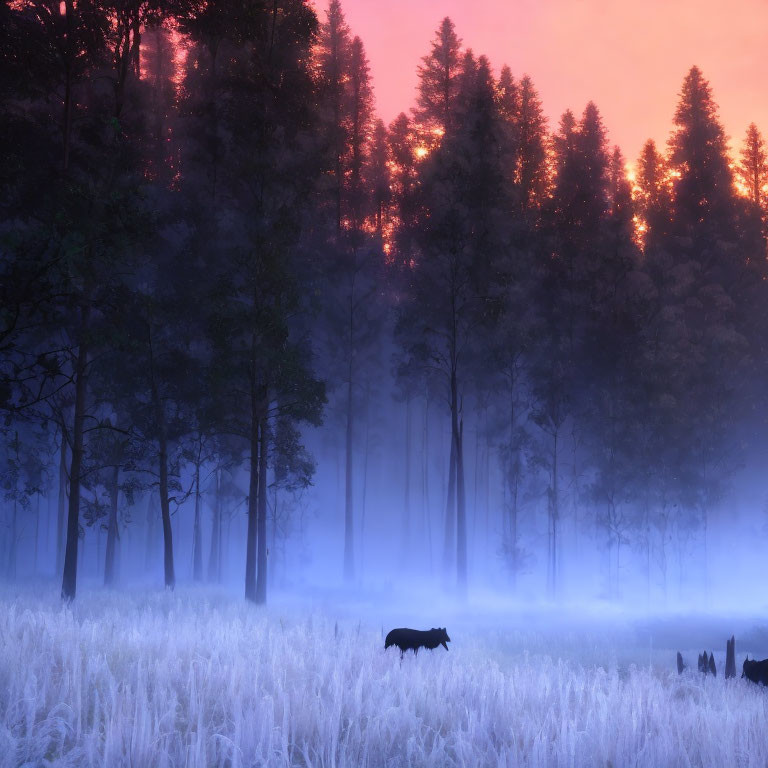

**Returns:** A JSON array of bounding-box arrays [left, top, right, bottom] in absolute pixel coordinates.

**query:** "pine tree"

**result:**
[[650, 67, 763, 599], [668, 66, 736, 239], [550, 109, 579, 233], [317, 0, 352, 231], [739, 123, 768, 212], [185, 0, 326, 604], [396, 52, 506, 595], [635, 139, 672, 250], [516, 75, 549, 214], [608, 146, 634, 231], [496, 66, 519, 124], [576, 101, 611, 236], [345, 35, 374, 232], [366, 119, 391, 236], [534, 101, 610, 598], [415, 16, 462, 134], [388, 113, 420, 257], [496, 65, 520, 205], [549, 102, 610, 260], [316, 11, 381, 583]]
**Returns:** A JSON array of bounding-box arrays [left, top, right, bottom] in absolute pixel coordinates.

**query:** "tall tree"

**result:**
[[656, 67, 761, 596], [668, 66, 736, 239], [635, 139, 672, 250], [345, 35, 374, 229], [316, 14, 383, 582], [188, 0, 326, 604], [739, 123, 768, 235], [367, 119, 391, 237], [414, 16, 462, 135], [396, 52, 506, 594], [516, 75, 549, 214], [534, 101, 610, 597], [317, 0, 352, 232]]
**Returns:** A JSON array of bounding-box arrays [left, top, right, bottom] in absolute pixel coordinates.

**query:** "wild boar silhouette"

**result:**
[[742, 656, 768, 685], [385, 627, 450, 658]]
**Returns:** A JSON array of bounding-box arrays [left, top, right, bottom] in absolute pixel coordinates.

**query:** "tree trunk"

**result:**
[[7, 495, 17, 580], [456, 414, 467, 595], [547, 429, 559, 599], [61, 307, 89, 602], [96, 515, 102, 579], [360, 383, 370, 579], [192, 458, 203, 582], [725, 635, 736, 679], [271, 486, 279, 584], [131, 12, 141, 75], [472, 420, 480, 542], [157, 415, 175, 589], [484, 413, 491, 560], [208, 468, 220, 582], [422, 394, 433, 573], [57, 434, 68, 575], [571, 423, 580, 563], [223, 504, 230, 583], [104, 465, 119, 586], [645, 504, 651, 608], [702, 504, 709, 604], [255, 404, 269, 604], [34, 492, 40, 574], [343, 374, 354, 581], [442, 421, 456, 575], [144, 492, 155, 571], [245, 413, 259, 602], [508, 381, 519, 591], [400, 395, 411, 566], [449, 362, 466, 591], [77, 526, 85, 577]]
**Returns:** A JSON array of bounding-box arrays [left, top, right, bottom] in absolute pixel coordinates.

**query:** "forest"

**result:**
[[3, 0, 768, 609]]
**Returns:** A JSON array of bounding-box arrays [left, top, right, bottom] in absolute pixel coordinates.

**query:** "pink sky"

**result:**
[[327, 0, 768, 164]]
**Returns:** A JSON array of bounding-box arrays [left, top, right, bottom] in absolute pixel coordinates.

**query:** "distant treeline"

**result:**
[[2, 1, 767, 603]]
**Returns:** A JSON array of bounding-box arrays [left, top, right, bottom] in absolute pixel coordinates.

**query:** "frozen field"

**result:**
[[1, 586, 768, 767]]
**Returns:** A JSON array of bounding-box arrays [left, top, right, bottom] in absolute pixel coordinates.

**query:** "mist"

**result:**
[[3, 0, 768, 764]]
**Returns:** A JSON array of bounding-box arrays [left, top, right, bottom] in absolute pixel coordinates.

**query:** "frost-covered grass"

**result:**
[[1, 586, 767, 767]]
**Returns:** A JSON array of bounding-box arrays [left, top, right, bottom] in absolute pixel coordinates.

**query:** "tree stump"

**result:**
[[725, 635, 736, 679]]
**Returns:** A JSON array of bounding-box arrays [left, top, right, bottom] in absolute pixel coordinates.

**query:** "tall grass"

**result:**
[[0, 586, 766, 767]]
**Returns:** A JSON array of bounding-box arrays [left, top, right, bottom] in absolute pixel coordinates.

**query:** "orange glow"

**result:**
[[631, 214, 647, 249], [339, 0, 768, 170], [415, 146, 428, 159], [170, 30, 187, 91], [139, 26, 187, 94]]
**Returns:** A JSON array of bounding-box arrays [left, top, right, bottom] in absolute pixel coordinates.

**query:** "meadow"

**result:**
[[1, 586, 767, 767]]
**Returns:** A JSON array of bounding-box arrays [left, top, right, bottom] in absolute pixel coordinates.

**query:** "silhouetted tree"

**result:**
[[414, 16, 462, 135], [396, 53, 506, 594], [635, 139, 672, 250], [317, 0, 352, 232]]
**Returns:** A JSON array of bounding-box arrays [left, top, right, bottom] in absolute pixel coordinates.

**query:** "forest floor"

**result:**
[[1, 584, 767, 767]]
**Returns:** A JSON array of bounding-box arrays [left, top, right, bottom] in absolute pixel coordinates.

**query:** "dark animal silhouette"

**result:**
[[742, 656, 768, 685], [385, 627, 450, 657], [677, 652, 686, 675]]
